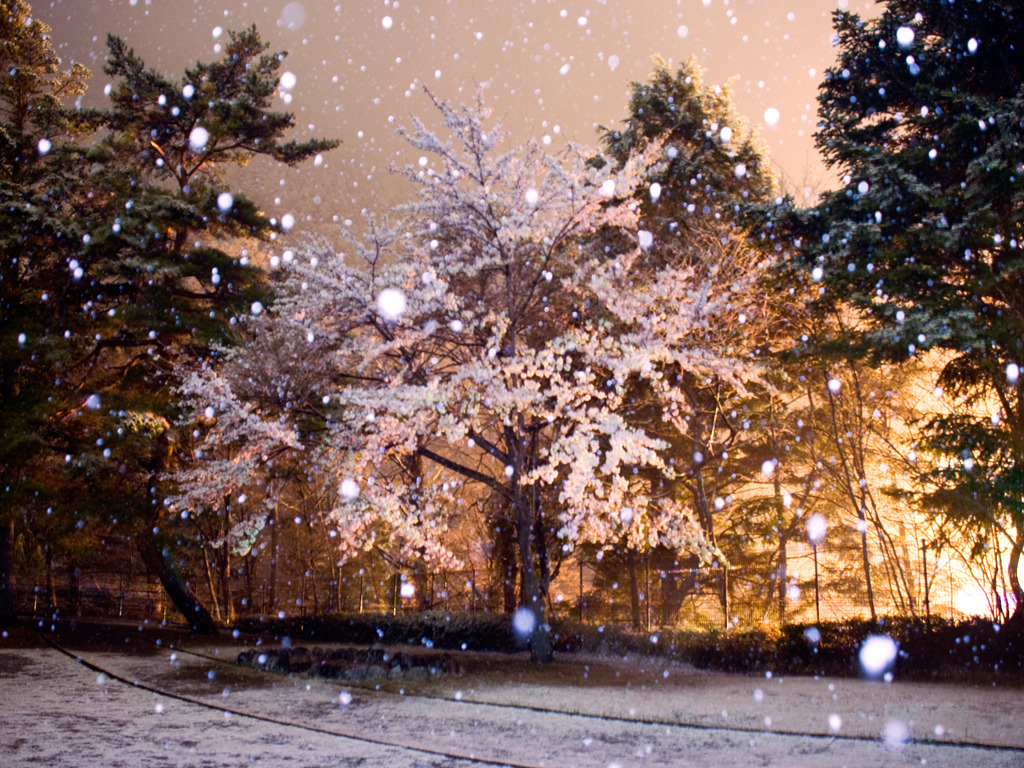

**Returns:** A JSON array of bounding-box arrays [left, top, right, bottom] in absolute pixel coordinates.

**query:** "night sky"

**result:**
[[39, 0, 873, 236]]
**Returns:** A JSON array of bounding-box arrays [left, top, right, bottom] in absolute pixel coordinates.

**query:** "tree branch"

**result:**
[[416, 446, 512, 501]]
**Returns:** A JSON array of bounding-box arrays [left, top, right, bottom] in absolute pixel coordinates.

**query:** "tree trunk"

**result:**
[[69, 563, 82, 616], [654, 548, 682, 624], [493, 514, 518, 613], [218, 498, 233, 622], [776, 540, 788, 625], [201, 547, 223, 622], [772, 462, 788, 625], [1008, 524, 1024, 626], [411, 559, 431, 611], [533, 494, 553, 607], [137, 536, 218, 634], [44, 545, 57, 610], [858, 507, 877, 621], [268, 504, 279, 613], [515, 492, 552, 662], [218, 547, 233, 622], [0, 517, 16, 626], [244, 554, 255, 613], [626, 549, 642, 629]]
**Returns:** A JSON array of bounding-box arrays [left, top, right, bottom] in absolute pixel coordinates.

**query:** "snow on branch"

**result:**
[[170, 87, 764, 568]]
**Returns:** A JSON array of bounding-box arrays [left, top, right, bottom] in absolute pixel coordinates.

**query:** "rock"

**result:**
[[283, 647, 312, 673], [405, 666, 430, 681], [236, 650, 257, 666], [241, 644, 460, 680], [330, 647, 359, 663], [316, 659, 349, 679], [438, 653, 461, 675], [390, 652, 410, 670], [261, 651, 284, 671]]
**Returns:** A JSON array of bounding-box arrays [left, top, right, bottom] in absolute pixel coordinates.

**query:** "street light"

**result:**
[[806, 514, 827, 625]]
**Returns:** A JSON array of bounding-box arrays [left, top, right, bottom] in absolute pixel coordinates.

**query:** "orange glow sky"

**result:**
[[41, 0, 877, 234]]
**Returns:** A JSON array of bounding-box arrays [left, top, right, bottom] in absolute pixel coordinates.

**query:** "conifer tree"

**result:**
[[599, 58, 786, 621], [0, 0, 99, 625], [0, 10, 338, 629], [782, 0, 1024, 621]]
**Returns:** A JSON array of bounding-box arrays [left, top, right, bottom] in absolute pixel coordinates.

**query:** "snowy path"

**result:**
[[1, 628, 1021, 767]]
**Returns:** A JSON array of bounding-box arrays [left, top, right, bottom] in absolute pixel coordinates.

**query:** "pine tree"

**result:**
[[0, 11, 338, 630], [783, 0, 1024, 622], [0, 0, 101, 626], [603, 56, 775, 235], [598, 58, 788, 623]]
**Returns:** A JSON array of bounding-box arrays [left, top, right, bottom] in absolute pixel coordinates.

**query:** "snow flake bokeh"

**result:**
[[42, 0, 856, 228]]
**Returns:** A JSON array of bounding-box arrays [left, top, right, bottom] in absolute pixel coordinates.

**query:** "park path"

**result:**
[[1, 624, 1021, 767]]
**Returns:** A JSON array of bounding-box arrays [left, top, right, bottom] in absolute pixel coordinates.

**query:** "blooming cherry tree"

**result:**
[[174, 87, 765, 659]]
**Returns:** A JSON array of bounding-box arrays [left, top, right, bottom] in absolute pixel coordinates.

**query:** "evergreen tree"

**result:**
[[83, 27, 337, 632], [599, 58, 789, 622], [0, 10, 338, 629], [0, 0, 100, 626], [781, 0, 1024, 621], [603, 56, 775, 234]]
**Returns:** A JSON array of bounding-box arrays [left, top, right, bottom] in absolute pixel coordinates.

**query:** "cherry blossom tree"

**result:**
[[174, 88, 765, 660], [596, 57, 786, 623]]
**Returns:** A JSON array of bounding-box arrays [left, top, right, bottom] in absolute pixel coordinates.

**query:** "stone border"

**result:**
[[237, 646, 460, 681]]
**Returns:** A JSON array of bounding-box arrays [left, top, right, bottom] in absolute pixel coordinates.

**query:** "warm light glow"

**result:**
[[44, 0, 850, 231]]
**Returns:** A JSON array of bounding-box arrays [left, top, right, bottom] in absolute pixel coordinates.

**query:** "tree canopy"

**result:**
[[172, 85, 770, 659], [0, 0, 101, 624]]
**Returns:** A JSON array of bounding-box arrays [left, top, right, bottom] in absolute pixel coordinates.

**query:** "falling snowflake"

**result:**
[[512, 607, 536, 636], [339, 478, 360, 500], [859, 634, 897, 678], [189, 126, 209, 151], [376, 288, 407, 320]]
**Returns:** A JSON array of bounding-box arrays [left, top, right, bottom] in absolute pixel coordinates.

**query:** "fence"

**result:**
[[15, 542, 1007, 630]]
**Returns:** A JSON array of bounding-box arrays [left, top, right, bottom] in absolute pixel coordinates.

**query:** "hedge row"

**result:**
[[233, 612, 1024, 682]]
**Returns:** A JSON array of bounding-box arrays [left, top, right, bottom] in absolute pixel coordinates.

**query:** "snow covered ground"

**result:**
[[1, 624, 1021, 767]]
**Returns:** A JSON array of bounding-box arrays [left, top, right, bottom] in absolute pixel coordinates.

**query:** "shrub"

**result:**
[[233, 612, 1024, 682], [234, 611, 517, 652]]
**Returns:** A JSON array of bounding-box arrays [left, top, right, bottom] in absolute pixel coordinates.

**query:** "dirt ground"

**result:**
[[2, 621, 1022, 767]]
